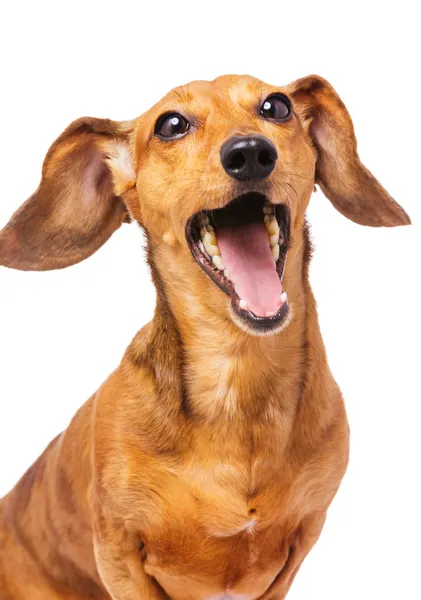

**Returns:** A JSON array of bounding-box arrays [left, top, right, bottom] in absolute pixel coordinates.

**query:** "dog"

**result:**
[[0, 74, 410, 600]]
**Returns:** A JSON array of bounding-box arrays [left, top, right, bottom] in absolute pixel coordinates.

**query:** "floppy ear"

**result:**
[[0, 117, 137, 271], [287, 75, 410, 227]]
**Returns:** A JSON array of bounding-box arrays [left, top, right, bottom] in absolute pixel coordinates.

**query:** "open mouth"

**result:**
[[186, 192, 291, 332]]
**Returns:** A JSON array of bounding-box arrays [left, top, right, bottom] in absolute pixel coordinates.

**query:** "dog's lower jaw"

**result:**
[[229, 302, 294, 337]]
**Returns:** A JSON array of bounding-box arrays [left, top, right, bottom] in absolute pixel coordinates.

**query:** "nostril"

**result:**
[[221, 136, 276, 181], [258, 149, 275, 167], [228, 151, 246, 171]]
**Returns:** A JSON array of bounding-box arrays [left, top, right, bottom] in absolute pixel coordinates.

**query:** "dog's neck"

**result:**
[[126, 224, 322, 423]]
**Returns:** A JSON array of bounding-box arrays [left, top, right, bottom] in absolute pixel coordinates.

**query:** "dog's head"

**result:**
[[0, 75, 410, 334]]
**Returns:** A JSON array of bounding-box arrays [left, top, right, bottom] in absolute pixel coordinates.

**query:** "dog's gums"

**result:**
[[186, 192, 290, 332]]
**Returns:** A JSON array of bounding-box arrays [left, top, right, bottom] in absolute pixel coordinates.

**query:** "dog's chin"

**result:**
[[185, 192, 291, 335], [228, 297, 292, 336]]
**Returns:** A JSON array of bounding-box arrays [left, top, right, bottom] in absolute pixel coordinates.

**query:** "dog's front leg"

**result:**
[[260, 512, 327, 600], [93, 520, 169, 600]]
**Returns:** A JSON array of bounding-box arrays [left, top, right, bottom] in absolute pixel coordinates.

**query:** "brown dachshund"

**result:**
[[0, 74, 410, 600]]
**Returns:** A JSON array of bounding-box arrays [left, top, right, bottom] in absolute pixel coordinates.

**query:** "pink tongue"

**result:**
[[216, 222, 282, 317]]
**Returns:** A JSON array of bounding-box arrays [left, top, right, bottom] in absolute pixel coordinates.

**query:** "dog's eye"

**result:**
[[154, 113, 190, 140], [260, 94, 291, 121]]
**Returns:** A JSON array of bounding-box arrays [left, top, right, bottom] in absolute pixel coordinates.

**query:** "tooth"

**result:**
[[200, 224, 214, 236], [239, 299, 247, 309], [266, 218, 279, 236], [269, 232, 279, 247], [200, 225, 215, 239], [272, 244, 280, 261], [263, 203, 274, 215], [224, 268, 229, 279], [203, 231, 220, 257], [280, 291, 287, 304], [203, 229, 216, 244], [206, 243, 220, 257], [266, 311, 276, 317], [212, 255, 224, 269]]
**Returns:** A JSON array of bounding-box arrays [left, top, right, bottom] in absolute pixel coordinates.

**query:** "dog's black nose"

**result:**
[[220, 135, 277, 182]]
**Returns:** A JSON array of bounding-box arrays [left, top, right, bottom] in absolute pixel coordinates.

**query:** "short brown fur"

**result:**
[[0, 74, 410, 600]]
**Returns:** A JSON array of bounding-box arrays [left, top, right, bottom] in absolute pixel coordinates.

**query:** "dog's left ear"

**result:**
[[287, 75, 410, 227], [0, 117, 138, 271]]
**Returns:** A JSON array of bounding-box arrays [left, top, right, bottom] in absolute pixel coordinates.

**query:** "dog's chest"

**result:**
[[174, 451, 285, 536], [143, 413, 301, 551], [141, 423, 304, 596]]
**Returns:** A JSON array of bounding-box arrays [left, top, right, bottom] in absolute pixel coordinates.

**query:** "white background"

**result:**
[[0, 2, 420, 599]]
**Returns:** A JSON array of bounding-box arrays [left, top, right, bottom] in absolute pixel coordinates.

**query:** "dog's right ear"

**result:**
[[0, 117, 138, 271]]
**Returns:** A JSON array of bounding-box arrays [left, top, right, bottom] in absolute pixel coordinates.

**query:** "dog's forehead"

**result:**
[[181, 74, 265, 96], [160, 75, 273, 114]]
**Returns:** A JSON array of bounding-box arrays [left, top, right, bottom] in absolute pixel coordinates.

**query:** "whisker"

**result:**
[[276, 170, 314, 181], [282, 181, 299, 201], [178, 169, 207, 175], [149, 239, 165, 254], [275, 181, 294, 206]]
